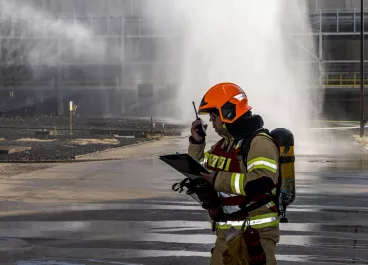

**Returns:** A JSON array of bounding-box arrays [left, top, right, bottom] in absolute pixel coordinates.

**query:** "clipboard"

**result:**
[[159, 153, 210, 179]]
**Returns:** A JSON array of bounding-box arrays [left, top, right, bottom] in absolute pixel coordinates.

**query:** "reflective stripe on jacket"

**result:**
[[188, 132, 280, 236]]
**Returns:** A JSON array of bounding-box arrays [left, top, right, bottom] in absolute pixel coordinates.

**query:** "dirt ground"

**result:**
[[0, 163, 60, 179]]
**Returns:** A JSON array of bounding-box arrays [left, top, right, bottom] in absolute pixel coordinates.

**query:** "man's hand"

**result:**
[[200, 171, 216, 185]]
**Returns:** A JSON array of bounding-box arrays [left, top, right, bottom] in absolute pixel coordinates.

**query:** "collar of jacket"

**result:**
[[225, 114, 264, 142], [217, 128, 235, 151]]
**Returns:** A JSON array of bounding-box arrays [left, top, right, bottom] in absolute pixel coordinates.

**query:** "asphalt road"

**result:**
[[0, 130, 367, 265]]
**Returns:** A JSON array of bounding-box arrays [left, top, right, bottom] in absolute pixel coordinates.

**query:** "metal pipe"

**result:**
[[360, 0, 365, 137], [340, 73, 343, 87], [337, 9, 339, 33], [319, 28, 323, 89]]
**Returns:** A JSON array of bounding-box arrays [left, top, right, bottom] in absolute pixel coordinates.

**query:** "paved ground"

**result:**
[[0, 130, 367, 264]]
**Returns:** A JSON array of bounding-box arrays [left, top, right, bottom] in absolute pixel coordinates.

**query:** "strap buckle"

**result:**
[[172, 178, 191, 193], [241, 217, 251, 231]]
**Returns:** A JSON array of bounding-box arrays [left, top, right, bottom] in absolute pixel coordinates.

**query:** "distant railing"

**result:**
[[323, 73, 368, 88], [0, 14, 178, 38], [309, 8, 368, 33], [0, 78, 172, 90], [2, 75, 368, 90]]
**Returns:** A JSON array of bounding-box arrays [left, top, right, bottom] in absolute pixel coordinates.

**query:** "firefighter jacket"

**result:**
[[188, 118, 280, 243]]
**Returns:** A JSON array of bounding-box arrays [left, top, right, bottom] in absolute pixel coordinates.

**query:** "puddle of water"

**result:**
[[280, 234, 368, 249], [86, 260, 142, 265], [90, 249, 210, 258], [276, 254, 314, 262], [16, 261, 142, 265], [276, 254, 368, 264], [308, 160, 333, 163], [61, 203, 202, 211], [0, 220, 214, 241], [16, 261, 85, 265], [280, 223, 368, 234]]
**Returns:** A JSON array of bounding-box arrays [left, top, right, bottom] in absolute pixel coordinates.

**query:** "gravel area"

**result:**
[[0, 137, 150, 161], [0, 116, 185, 162]]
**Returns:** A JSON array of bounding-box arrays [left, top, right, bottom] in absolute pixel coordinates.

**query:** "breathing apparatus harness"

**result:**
[[172, 128, 285, 228]]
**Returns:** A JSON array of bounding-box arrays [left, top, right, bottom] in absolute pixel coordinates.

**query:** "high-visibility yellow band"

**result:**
[[230, 173, 246, 195], [216, 213, 279, 230], [247, 157, 277, 173]]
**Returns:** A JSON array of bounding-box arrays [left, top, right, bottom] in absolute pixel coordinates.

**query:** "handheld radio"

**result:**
[[192, 101, 206, 139]]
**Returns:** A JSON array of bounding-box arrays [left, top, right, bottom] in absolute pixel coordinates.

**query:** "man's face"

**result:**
[[209, 112, 223, 133]]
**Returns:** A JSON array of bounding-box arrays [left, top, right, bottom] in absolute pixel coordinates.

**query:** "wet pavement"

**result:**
[[0, 130, 367, 264]]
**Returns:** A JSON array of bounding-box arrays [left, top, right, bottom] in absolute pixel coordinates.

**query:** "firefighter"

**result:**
[[189, 82, 279, 265]]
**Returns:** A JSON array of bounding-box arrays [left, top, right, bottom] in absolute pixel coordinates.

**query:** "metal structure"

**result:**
[[307, 8, 368, 89], [0, 0, 180, 116], [1, 0, 366, 119], [302, 6, 368, 121], [0, 14, 178, 89], [361, 0, 364, 137]]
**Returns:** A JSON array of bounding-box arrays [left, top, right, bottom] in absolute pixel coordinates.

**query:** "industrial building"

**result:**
[[0, 0, 180, 117], [0, 0, 368, 120], [308, 0, 368, 119]]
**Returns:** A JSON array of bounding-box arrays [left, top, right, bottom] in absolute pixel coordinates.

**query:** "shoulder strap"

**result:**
[[240, 128, 270, 168], [242, 128, 283, 215], [217, 129, 283, 221]]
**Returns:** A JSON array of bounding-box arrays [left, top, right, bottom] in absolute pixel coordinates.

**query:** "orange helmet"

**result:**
[[198, 82, 252, 124]]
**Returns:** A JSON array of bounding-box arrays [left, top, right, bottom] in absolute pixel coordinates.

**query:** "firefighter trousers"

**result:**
[[210, 229, 277, 265]]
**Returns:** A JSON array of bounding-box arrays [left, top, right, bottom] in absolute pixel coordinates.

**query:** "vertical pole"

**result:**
[[318, 9, 323, 115], [120, 14, 124, 105], [337, 9, 339, 33], [360, 0, 365, 137], [70, 101, 73, 136], [319, 27, 323, 89], [57, 38, 62, 117], [340, 74, 343, 87], [151, 116, 153, 138]]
